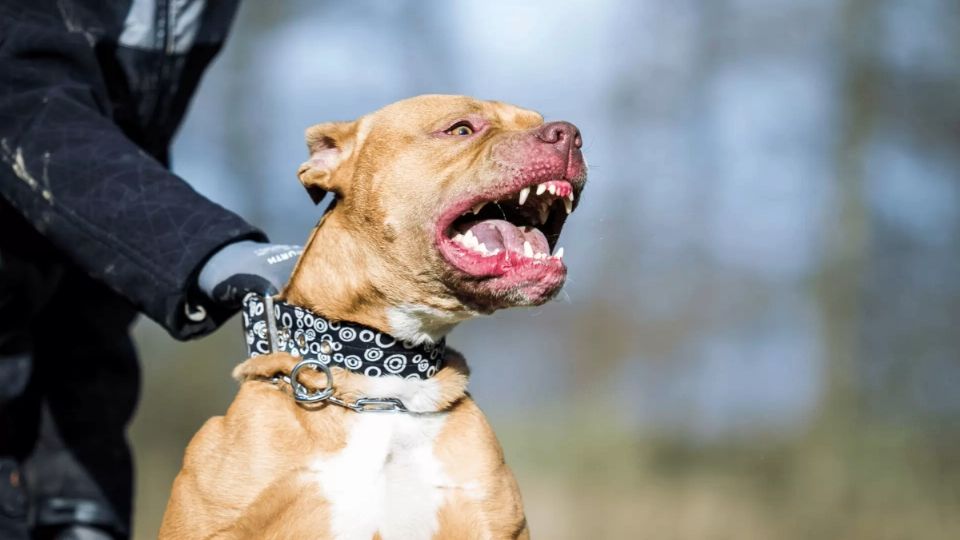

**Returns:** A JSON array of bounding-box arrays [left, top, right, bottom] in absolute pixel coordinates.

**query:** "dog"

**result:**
[[159, 95, 586, 539]]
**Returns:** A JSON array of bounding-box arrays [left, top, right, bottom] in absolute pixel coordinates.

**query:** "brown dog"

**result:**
[[159, 95, 586, 539]]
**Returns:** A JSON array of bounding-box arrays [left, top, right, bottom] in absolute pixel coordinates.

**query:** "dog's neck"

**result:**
[[283, 209, 472, 345]]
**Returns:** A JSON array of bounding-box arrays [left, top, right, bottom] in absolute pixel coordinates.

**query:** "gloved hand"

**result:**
[[197, 241, 303, 306]]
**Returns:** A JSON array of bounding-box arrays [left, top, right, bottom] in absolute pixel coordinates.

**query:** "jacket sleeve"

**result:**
[[0, 15, 267, 339]]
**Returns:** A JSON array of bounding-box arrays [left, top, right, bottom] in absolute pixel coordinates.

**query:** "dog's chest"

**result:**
[[309, 412, 452, 540]]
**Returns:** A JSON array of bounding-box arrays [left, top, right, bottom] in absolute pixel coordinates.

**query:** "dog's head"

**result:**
[[289, 95, 586, 339]]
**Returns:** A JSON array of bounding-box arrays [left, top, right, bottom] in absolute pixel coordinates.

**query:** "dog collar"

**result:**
[[241, 293, 445, 381]]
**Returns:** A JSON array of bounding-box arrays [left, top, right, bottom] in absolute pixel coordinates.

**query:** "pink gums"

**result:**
[[538, 180, 574, 199], [433, 128, 586, 300]]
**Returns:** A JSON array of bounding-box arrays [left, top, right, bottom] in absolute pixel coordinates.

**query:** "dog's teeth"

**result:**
[[536, 183, 547, 196], [472, 202, 486, 214], [568, 191, 575, 201], [518, 187, 530, 206], [453, 233, 465, 244], [563, 198, 573, 214], [548, 184, 557, 195], [523, 241, 533, 258], [464, 230, 478, 247], [554, 246, 564, 259], [475, 242, 488, 254]]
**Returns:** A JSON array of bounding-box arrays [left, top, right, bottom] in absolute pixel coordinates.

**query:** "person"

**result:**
[[0, 2, 303, 538]]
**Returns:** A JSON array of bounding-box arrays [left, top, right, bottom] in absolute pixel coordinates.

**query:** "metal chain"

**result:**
[[271, 359, 409, 413]]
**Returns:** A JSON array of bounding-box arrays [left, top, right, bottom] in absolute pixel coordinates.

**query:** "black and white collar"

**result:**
[[241, 294, 445, 381]]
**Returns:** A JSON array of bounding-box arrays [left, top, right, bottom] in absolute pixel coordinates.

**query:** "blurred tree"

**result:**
[[813, 0, 873, 433]]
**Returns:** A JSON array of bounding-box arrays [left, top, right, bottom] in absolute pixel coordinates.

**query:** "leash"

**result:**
[[240, 293, 446, 413]]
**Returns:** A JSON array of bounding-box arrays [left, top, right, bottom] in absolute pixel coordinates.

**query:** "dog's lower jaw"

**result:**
[[385, 303, 477, 345], [284, 269, 473, 346], [283, 214, 480, 346]]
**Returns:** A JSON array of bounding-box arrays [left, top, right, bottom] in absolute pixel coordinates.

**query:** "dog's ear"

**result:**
[[298, 121, 358, 204]]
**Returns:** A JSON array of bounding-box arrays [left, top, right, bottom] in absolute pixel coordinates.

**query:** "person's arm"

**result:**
[[0, 14, 268, 339]]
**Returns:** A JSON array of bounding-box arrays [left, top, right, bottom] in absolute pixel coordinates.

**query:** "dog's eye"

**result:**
[[445, 122, 475, 136]]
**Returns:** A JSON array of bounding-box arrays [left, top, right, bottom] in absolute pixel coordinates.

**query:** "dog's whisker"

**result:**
[[492, 202, 507, 220]]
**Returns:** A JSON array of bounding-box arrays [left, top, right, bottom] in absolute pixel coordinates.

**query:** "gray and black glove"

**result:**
[[198, 241, 302, 307]]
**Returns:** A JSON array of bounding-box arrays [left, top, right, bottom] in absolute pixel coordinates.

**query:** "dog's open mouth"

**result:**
[[437, 179, 576, 278]]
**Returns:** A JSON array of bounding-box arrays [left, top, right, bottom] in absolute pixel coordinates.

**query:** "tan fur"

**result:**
[[161, 95, 581, 539], [285, 96, 547, 322]]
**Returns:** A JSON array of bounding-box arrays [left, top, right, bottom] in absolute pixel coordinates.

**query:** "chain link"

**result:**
[[270, 359, 409, 413]]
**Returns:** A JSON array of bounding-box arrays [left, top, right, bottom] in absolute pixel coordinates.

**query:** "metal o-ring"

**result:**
[[290, 359, 334, 403]]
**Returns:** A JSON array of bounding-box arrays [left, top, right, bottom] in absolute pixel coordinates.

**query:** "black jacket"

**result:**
[[0, 0, 266, 339]]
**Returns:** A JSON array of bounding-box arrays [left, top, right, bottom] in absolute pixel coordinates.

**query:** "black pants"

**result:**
[[0, 243, 138, 539]]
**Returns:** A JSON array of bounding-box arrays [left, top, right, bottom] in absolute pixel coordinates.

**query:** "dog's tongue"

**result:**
[[459, 219, 550, 255]]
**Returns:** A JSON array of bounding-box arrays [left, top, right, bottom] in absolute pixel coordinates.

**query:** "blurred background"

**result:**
[[129, 1, 960, 538]]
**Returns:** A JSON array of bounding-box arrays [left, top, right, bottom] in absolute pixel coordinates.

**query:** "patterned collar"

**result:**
[[240, 294, 445, 380]]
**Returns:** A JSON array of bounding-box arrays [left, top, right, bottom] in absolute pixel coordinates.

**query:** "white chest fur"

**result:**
[[310, 411, 450, 540]]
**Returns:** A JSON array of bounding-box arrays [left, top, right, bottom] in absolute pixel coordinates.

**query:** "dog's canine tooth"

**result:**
[[523, 241, 533, 258], [563, 198, 573, 214], [518, 187, 531, 206], [536, 183, 547, 196], [472, 202, 486, 214], [568, 191, 575, 201], [554, 246, 564, 259]]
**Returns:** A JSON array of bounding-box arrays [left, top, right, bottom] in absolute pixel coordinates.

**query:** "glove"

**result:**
[[197, 241, 303, 306]]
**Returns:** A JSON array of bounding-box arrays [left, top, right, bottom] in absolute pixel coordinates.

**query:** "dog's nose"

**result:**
[[536, 121, 582, 151]]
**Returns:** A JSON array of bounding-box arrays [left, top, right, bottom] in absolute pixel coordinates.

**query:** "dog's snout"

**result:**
[[536, 121, 582, 150]]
